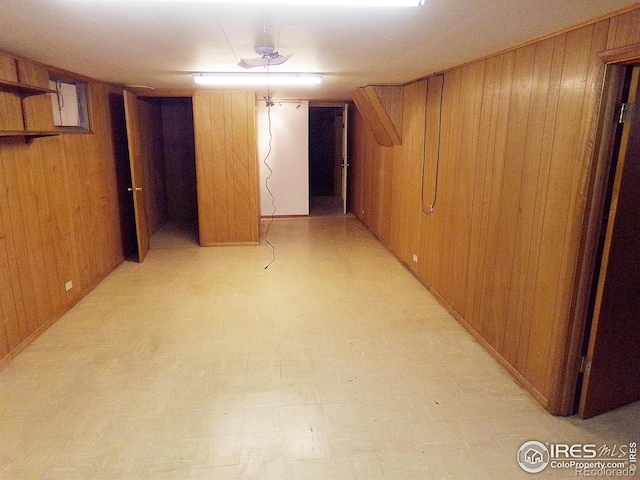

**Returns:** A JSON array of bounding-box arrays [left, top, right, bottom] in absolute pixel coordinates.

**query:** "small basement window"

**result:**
[[49, 79, 90, 131]]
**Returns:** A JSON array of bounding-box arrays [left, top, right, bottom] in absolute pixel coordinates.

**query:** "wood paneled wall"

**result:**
[[350, 8, 640, 413], [17, 59, 56, 132], [0, 82, 124, 362], [137, 98, 168, 235], [193, 90, 259, 246]]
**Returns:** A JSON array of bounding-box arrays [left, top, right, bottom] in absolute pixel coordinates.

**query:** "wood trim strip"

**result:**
[[598, 42, 640, 65], [352, 87, 402, 147], [199, 242, 260, 247]]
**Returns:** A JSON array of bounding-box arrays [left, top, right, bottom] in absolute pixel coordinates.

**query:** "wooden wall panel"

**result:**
[[606, 8, 640, 49], [0, 93, 24, 131], [16, 60, 55, 132], [373, 85, 404, 140], [138, 98, 168, 235], [0, 80, 124, 365], [0, 54, 17, 82], [193, 90, 259, 246], [352, 86, 402, 147], [387, 81, 425, 270], [351, 9, 637, 413]]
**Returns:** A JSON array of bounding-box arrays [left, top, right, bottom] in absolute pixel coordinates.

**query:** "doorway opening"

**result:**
[[309, 105, 348, 216], [113, 94, 198, 261], [571, 61, 640, 418]]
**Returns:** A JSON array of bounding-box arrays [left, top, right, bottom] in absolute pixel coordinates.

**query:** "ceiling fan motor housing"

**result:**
[[255, 46, 279, 58]]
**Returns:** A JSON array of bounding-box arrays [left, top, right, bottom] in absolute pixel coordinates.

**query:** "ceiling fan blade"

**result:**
[[237, 53, 292, 69], [268, 54, 292, 66], [238, 57, 270, 69]]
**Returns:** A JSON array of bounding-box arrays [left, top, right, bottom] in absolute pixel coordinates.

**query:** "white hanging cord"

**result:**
[[263, 61, 276, 269]]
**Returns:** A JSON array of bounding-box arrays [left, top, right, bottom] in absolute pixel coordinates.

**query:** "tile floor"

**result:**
[[0, 217, 638, 479]]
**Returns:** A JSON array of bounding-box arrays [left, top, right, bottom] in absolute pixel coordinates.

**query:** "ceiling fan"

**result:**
[[238, 46, 292, 69]]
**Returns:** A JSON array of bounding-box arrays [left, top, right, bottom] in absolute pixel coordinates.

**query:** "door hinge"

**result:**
[[617, 102, 635, 124], [579, 357, 592, 376]]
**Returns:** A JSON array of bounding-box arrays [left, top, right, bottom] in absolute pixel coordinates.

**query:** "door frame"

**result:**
[[554, 43, 640, 416], [341, 103, 349, 215], [309, 101, 351, 213]]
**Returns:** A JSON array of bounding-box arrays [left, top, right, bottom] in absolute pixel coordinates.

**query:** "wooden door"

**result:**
[[579, 66, 640, 418], [123, 90, 150, 262], [341, 103, 349, 214]]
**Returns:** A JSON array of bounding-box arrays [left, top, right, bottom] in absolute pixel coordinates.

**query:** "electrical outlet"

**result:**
[[413, 254, 418, 263], [65, 281, 73, 292]]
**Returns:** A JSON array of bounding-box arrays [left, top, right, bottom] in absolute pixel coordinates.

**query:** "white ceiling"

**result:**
[[0, 0, 637, 100]]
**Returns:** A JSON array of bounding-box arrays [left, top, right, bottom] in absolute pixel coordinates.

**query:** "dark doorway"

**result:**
[[111, 94, 198, 259], [309, 106, 344, 215], [109, 93, 137, 259]]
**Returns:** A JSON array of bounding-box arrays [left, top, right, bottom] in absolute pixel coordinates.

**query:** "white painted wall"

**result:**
[[258, 100, 309, 216]]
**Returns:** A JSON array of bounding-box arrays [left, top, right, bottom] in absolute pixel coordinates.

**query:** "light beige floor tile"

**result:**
[[283, 428, 330, 460], [242, 406, 284, 433], [238, 460, 287, 480], [0, 219, 637, 480], [202, 409, 245, 436], [240, 431, 287, 463], [326, 425, 377, 457], [378, 454, 436, 480], [368, 422, 422, 455], [281, 384, 321, 406], [194, 434, 242, 467], [332, 455, 385, 479], [322, 402, 367, 429], [282, 405, 326, 432]]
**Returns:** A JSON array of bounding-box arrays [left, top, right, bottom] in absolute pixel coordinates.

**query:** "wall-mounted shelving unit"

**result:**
[[0, 53, 58, 140]]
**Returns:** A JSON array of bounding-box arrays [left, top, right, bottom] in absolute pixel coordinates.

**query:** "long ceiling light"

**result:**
[[241, 0, 425, 4], [71, 0, 424, 5], [192, 72, 323, 86]]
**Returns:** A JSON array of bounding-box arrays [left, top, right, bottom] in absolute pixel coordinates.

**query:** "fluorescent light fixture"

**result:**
[[71, 0, 423, 5], [192, 72, 322, 86]]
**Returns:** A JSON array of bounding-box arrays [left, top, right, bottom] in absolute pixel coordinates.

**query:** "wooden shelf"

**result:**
[[0, 130, 59, 140], [0, 79, 55, 97]]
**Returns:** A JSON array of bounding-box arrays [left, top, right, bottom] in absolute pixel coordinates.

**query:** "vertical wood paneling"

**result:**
[[430, 68, 459, 305], [0, 93, 24, 131], [351, 11, 631, 411], [525, 25, 601, 392], [387, 81, 425, 269], [477, 51, 515, 349], [0, 78, 125, 364], [492, 44, 536, 358], [138, 98, 167, 234], [450, 62, 484, 317], [546, 19, 610, 401], [463, 56, 500, 335], [0, 55, 22, 131], [510, 37, 556, 371], [373, 85, 404, 140], [0, 54, 17, 82], [0, 143, 38, 338], [0, 143, 25, 351], [16, 60, 55, 132], [606, 9, 640, 49], [194, 90, 259, 246]]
